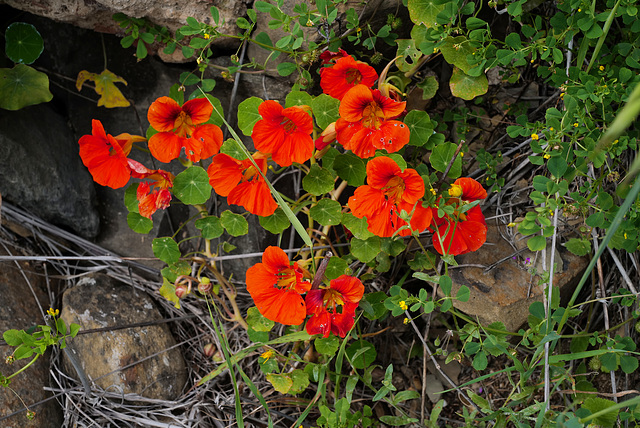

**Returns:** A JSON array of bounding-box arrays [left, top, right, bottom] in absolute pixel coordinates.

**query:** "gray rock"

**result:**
[[445, 223, 588, 332], [0, 0, 245, 56], [0, 245, 62, 428], [0, 103, 100, 239], [60, 274, 187, 400]]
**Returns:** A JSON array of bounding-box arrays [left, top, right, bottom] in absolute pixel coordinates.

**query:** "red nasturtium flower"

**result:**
[[128, 159, 175, 218], [348, 156, 432, 237], [78, 119, 145, 189], [320, 55, 378, 100], [251, 100, 314, 167], [306, 275, 364, 338], [431, 177, 488, 256], [147, 96, 223, 163], [335, 85, 410, 158], [246, 246, 311, 325], [207, 152, 278, 217]]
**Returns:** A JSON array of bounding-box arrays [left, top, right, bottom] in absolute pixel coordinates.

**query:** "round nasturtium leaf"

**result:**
[[173, 166, 212, 205], [5, 22, 44, 64], [449, 67, 488, 101], [152, 237, 181, 264], [0, 64, 53, 110]]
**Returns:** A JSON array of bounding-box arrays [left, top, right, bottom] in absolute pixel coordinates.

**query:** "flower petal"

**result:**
[[147, 96, 182, 132], [339, 84, 374, 123], [193, 124, 223, 160], [148, 132, 184, 163], [181, 97, 213, 125]]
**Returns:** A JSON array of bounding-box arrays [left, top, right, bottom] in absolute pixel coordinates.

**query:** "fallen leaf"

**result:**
[[76, 69, 130, 108]]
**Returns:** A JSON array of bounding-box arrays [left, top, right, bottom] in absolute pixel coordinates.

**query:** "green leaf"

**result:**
[[408, 0, 445, 28], [416, 75, 439, 101], [346, 339, 377, 369], [285, 90, 313, 108], [527, 235, 547, 251], [430, 142, 462, 178], [333, 153, 366, 186], [440, 36, 475, 73], [404, 110, 435, 148], [237, 96, 263, 136], [449, 67, 488, 100], [468, 389, 491, 411], [620, 355, 638, 374], [277, 62, 297, 77], [124, 182, 140, 212], [472, 350, 488, 370], [315, 335, 340, 356], [456, 285, 470, 302], [302, 164, 335, 195], [246, 307, 275, 332], [310, 199, 342, 226], [127, 212, 153, 234], [5, 22, 44, 64], [0, 64, 53, 110], [547, 156, 568, 178], [581, 397, 619, 427], [3, 329, 23, 346], [159, 277, 181, 308], [259, 208, 290, 234], [351, 236, 381, 263], [152, 237, 181, 264], [379, 416, 420, 426], [220, 138, 248, 160], [173, 166, 212, 205], [564, 238, 591, 256], [220, 210, 249, 236], [266, 373, 293, 394], [325, 256, 350, 280], [361, 291, 389, 320], [288, 369, 309, 394], [342, 212, 374, 240], [195, 216, 224, 239], [161, 261, 191, 283], [311, 94, 340, 130]]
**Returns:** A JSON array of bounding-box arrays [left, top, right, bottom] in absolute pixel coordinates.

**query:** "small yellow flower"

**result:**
[[530, 59, 534, 63], [507, 222, 516, 227], [433, 47, 438, 53], [624, 233, 628, 239], [560, 93, 565, 98], [599, 65, 604, 71], [531, 133, 539, 140], [573, 123, 579, 127], [544, 154, 551, 159], [430, 188, 437, 196], [399, 300, 408, 311], [459, 152, 464, 157], [448, 184, 463, 197], [549, 127, 554, 131], [204, 33, 210, 39], [403, 318, 410, 324], [306, 19, 313, 27], [47, 308, 59, 317], [613, 139, 619, 144], [260, 350, 275, 361], [578, 8, 582, 11]]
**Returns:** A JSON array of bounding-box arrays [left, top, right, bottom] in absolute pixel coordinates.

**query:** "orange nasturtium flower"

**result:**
[[431, 177, 488, 256], [335, 85, 410, 158], [207, 152, 278, 217], [251, 100, 314, 167], [147, 96, 223, 163], [246, 246, 311, 325], [348, 156, 432, 237], [128, 159, 175, 218], [320, 55, 378, 100], [78, 119, 145, 189], [305, 275, 364, 338]]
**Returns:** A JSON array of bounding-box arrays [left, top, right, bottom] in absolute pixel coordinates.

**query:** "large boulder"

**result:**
[[0, 0, 246, 56], [60, 273, 188, 400]]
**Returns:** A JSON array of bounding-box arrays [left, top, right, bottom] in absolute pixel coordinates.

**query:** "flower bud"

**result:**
[[203, 343, 216, 357], [175, 284, 189, 299], [198, 280, 213, 294]]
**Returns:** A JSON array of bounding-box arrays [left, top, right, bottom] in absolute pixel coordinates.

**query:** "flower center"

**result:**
[[323, 288, 345, 313], [345, 68, 363, 85], [275, 267, 297, 290], [280, 117, 297, 134], [174, 111, 195, 137], [383, 176, 405, 204], [242, 165, 259, 183], [361, 102, 385, 129]]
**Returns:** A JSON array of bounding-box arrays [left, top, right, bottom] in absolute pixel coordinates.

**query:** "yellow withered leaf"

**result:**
[[76, 69, 130, 108]]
